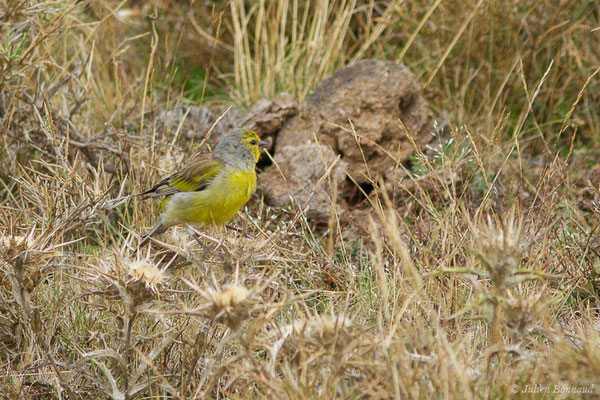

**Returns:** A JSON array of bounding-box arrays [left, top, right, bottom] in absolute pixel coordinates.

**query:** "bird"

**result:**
[[138, 129, 268, 246]]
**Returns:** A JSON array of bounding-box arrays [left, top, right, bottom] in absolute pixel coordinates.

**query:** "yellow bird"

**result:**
[[139, 129, 268, 245]]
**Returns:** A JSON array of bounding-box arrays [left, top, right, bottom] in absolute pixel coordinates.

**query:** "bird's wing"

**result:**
[[139, 154, 224, 199]]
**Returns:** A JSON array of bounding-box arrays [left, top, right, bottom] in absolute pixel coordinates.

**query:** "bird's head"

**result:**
[[215, 129, 268, 169], [241, 129, 269, 162]]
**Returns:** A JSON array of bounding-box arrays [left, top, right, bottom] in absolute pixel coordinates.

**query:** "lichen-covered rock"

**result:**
[[258, 142, 347, 220], [150, 95, 296, 192], [156, 93, 297, 151], [277, 59, 433, 185], [155, 104, 244, 145], [259, 59, 433, 217], [239, 92, 298, 147]]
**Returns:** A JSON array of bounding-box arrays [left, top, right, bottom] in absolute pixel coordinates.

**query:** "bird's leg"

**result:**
[[192, 231, 215, 254], [224, 224, 242, 234], [212, 225, 228, 253], [225, 224, 253, 238]]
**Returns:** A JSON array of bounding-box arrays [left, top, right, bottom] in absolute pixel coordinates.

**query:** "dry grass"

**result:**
[[228, 0, 402, 104], [1, 0, 599, 398]]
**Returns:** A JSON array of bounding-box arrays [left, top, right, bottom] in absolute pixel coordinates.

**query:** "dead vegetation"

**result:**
[[0, 0, 599, 398]]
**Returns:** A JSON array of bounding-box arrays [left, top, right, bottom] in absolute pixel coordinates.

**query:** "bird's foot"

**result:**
[[225, 224, 253, 238]]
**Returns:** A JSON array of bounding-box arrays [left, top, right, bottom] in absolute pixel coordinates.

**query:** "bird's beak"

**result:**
[[258, 140, 269, 150]]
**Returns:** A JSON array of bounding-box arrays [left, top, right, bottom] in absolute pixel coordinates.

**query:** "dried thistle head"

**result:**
[[0, 234, 34, 251], [310, 314, 354, 344], [92, 243, 167, 306], [0, 230, 61, 263], [266, 313, 355, 363], [201, 285, 256, 329], [471, 210, 525, 289], [402, 319, 435, 355], [0, 234, 35, 270], [126, 259, 166, 295], [0, 230, 63, 292], [504, 291, 543, 342]]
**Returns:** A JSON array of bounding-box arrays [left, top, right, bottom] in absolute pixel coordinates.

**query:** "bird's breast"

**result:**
[[163, 166, 257, 226]]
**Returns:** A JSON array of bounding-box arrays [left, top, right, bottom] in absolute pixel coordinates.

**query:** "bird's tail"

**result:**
[[139, 221, 168, 247]]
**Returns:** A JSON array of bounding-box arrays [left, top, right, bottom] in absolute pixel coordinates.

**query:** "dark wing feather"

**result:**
[[139, 154, 224, 199]]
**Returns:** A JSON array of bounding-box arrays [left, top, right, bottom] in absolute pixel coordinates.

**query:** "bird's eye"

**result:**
[[250, 139, 258, 145]]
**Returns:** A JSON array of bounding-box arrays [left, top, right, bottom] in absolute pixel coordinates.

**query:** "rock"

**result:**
[[155, 104, 245, 145], [259, 59, 434, 217], [258, 142, 347, 220], [155, 93, 297, 151], [238, 92, 298, 149]]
